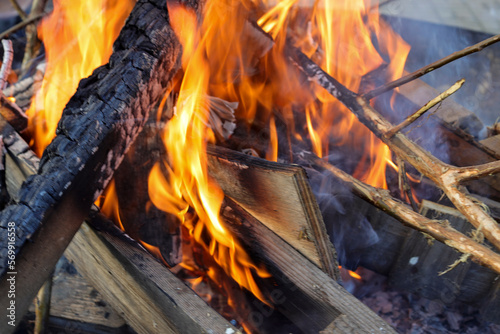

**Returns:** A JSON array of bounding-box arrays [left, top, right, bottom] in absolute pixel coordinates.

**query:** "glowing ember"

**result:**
[[26, 0, 134, 156]]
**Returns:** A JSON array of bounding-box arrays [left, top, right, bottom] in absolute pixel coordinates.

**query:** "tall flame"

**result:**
[[259, 0, 410, 188], [26, 0, 134, 156], [148, 2, 270, 304]]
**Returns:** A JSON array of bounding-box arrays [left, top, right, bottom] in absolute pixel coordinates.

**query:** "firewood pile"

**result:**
[[0, 0, 500, 333]]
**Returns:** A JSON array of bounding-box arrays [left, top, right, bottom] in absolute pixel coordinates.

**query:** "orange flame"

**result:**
[[149, 2, 270, 304], [26, 0, 134, 156], [97, 179, 125, 231], [257, 0, 410, 188]]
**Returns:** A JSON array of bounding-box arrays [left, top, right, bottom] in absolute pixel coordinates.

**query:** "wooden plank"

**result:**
[[207, 145, 339, 280], [481, 279, 500, 324], [64, 214, 240, 334], [28, 257, 127, 328], [355, 197, 410, 275], [221, 198, 396, 333], [0, 0, 189, 331]]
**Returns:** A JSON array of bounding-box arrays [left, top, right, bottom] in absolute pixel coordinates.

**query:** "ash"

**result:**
[[348, 268, 500, 334]]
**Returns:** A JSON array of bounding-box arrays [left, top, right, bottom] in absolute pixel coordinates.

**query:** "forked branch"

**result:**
[[287, 45, 500, 251]]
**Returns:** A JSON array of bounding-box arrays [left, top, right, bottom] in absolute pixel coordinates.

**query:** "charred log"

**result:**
[[0, 0, 188, 330]]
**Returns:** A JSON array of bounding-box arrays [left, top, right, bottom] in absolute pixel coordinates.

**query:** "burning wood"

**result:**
[[0, 0, 187, 329], [1, 0, 500, 332]]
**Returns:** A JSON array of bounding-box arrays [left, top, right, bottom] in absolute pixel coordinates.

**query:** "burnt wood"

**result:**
[[0, 0, 187, 330]]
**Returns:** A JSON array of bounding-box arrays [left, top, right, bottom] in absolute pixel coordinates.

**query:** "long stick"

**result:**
[[22, 0, 49, 71], [8, 0, 27, 20], [306, 153, 500, 275], [0, 13, 46, 41], [363, 34, 500, 100]]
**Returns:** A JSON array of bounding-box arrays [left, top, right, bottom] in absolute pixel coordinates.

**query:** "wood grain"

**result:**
[[207, 145, 339, 280]]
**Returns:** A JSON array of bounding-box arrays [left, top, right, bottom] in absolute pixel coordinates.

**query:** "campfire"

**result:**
[[0, 0, 500, 333]]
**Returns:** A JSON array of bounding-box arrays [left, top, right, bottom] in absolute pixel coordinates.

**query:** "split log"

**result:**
[[65, 213, 240, 334], [0, 0, 188, 330], [207, 145, 339, 280], [27, 257, 128, 329], [1, 117, 37, 199], [390, 201, 474, 302], [63, 202, 395, 334], [481, 134, 500, 156]]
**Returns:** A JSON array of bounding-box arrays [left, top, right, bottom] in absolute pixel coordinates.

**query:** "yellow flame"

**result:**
[[97, 179, 125, 231], [149, 2, 270, 304], [26, 0, 134, 156], [256, 0, 410, 188]]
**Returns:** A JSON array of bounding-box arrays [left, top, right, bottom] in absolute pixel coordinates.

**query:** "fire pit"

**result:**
[[0, 0, 499, 333]]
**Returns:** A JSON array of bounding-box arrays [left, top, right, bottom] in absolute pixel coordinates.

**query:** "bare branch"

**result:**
[[22, 0, 49, 71], [8, 0, 27, 20], [385, 78, 465, 138], [0, 13, 46, 41], [453, 160, 500, 183], [363, 34, 500, 100], [304, 152, 500, 275]]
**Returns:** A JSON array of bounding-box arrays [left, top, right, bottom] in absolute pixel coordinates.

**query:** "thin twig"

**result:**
[[34, 272, 53, 334], [363, 34, 500, 100], [0, 40, 14, 92], [22, 0, 49, 71], [0, 13, 46, 41], [9, 0, 27, 20], [305, 152, 500, 275], [397, 157, 418, 211], [385, 78, 465, 138]]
